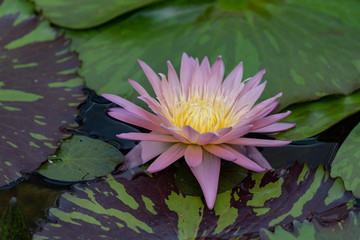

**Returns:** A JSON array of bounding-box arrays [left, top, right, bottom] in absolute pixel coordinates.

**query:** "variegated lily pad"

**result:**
[[34, 163, 354, 239], [331, 122, 360, 198], [260, 211, 360, 240], [0, 0, 84, 187]]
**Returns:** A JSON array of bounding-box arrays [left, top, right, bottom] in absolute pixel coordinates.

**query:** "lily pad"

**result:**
[[330, 122, 360, 198], [0, 0, 84, 187], [37, 135, 124, 182], [31, 0, 162, 29], [0, 197, 31, 240], [275, 89, 360, 141], [34, 163, 354, 239], [260, 211, 360, 240], [67, 0, 360, 111]]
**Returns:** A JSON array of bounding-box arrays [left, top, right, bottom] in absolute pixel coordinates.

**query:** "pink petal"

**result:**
[[118, 143, 143, 171], [102, 93, 160, 124], [180, 53, 194, 97], [249, 92, 282, 117], [203, 144, 237, 161], [117, 132, 178, 142], [190, 151, 220, 209], [242, 69, 266, 93], [108, 110, 167, 134], [233, 153, 266, 172], [243, 146, 272, 170], [252, 123, 296, 133], [182, 125, 200, 143], [215, 127, 233, 138], [147, 143, 187, 173], [184, 145, 203, 167], [236, 81, 267, 110], [223, 62, 243, 91], [208, 56, 224, 92], [252, 111, 292, 130], [200, 56, 211, 77], [141, 141, 174, 163], [197, 132, 220, 145], [228, 137, 292, 147], [212, 125, 253, 144], [138, 59, 164, 101], [128, 79, 151, 98], [167, 61, 180, 98], [161, 124, 189, 143]]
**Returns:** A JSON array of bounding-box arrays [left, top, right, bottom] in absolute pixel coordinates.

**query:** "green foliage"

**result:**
[[37, 136, 124, 182], [0, 198, 31, 240], [331, 122, 360, 198]]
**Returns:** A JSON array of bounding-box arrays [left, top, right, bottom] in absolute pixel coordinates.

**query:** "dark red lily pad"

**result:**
[[0, 0, 84, 187], [260, 211, 360, 240], [34, 163, 355, 239]]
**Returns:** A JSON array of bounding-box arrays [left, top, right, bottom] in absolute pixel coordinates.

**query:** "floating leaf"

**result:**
[[37, 136, 124, 182], [34, 163, 354, 239], [0, 0, 84, 187], [275, 89, 360, 141], [31, 0, 162, 29], [260, 211, 360, 240], [331, 122, 360, 198], [67, 0, 360, 111], [0, 197, 31, 240]]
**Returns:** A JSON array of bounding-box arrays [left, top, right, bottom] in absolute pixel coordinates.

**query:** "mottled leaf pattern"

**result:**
[[34, 163, 354, 239], [0, 0, 84, 187], [67, 0, 360, 111], [331, 122, 360, 198], [31, 0, 162, 29], [37, 136, 124, 182], [260, 211, 360, 240]]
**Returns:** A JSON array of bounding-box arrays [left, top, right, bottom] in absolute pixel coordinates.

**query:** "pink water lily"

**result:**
[[103, 53, 295, 209]]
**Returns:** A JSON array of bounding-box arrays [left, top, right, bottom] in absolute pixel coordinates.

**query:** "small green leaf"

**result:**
[[37, 136, 124, 182]]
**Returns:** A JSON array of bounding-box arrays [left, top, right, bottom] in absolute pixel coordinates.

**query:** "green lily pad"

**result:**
[[34, 163, 355, 239], [37, 136, 124, 182], [260, 211, 360, 240], [330, 122, 360, 198], [0, 0, 84, 187], [31, 0, 162, 29], [275, 89, 360, 141], [0, 197, 31, 240], [67, 0, 360, 111]]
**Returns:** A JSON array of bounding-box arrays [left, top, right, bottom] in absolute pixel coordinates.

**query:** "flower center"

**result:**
[[169, 95, 233, 134]]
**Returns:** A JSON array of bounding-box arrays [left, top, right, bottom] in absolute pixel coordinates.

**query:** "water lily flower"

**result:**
[[103, 53, 295, 209]]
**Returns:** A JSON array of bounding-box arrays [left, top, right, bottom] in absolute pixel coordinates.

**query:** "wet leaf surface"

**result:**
[[31, 0, 162, 29], [67, 0, 360, 111], [37, 135, 124, 182], [275, 89, 360, 141], [0, 0, 84, 187], [260, 211, 360, 240], [0, 198, 31, 240], [34, 163, 355, 239], [331, 122, 360, 198]]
